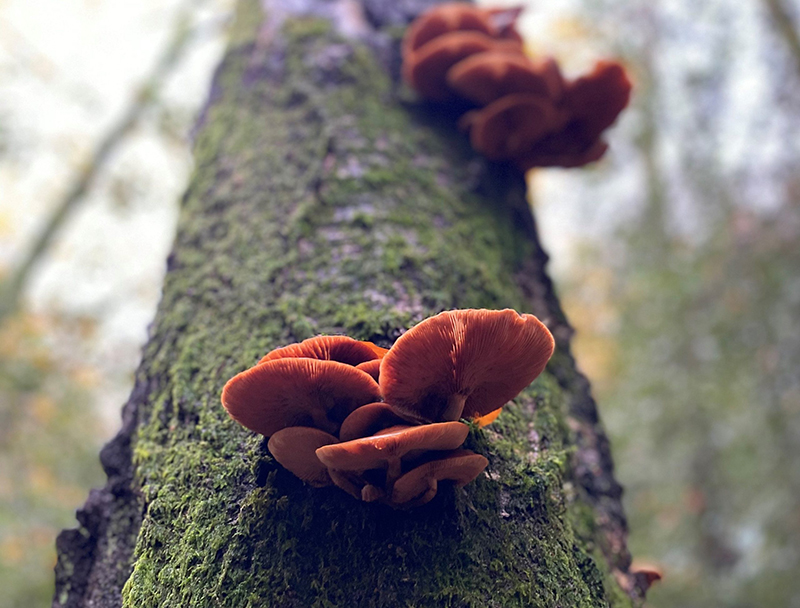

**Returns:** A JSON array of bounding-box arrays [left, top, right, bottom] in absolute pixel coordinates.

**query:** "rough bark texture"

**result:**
[[54, 0, 643, 606]]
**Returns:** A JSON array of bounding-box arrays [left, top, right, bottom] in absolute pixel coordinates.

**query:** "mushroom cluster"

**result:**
[[222, 309, 555, 508], [401, 3, 632, 169]]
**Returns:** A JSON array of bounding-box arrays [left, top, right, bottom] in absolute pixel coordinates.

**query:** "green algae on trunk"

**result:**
[[55, 1, 639, 606]]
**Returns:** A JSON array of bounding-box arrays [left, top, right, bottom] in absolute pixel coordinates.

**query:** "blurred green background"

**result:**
[[0, 0, 798, 606]]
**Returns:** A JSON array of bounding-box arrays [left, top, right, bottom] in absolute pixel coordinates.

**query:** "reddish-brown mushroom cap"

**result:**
[[403, 31, 523, 101], [267, 427, 338, 487], [564, 60, 632, 142], [461, 93, 567, 161], [515, 137, 609, 170], [402, 3, 496, 57], [258, 335, 381, 367], [316, 421, 469, 471], [391, 449, 488, 506], [338, 402, 411, 441], [221, 358, 381, 436], [447, 52, 563, 106], [354, 359, 382, 382], [630, 562, 663, 590], [380, 309, 555, 422]]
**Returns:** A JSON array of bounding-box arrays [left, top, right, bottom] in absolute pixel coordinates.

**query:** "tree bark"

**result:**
[[53, 1, 641, 606]]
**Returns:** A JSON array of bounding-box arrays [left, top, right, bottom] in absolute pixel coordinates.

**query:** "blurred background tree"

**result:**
[[0, 0, 798, 606]]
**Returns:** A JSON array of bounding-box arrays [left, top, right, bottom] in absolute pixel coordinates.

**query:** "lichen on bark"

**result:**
[[54, 1, 640, 606]]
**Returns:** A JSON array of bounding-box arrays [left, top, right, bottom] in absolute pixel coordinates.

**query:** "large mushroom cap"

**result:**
[[403, 31, 521, 101], [391, 449, 489, 506], [315, 421, 469, 472], [447, 52, 563, 106], [402, 3, 496, 57], [267, 427, 338, 487], [338, 402, 411, 442], [221, 358, 381, 437], [564, 60, 632, 142], [380, 309, 555, 422], [258, 335, 382, 367], [461, 93, 566, 161]]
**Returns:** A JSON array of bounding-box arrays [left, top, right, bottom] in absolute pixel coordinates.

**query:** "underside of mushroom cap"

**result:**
[[258, 335, 382, 367], [338, 402, 411, 442], [315, 421, 469, 472], [447, 52, 564, 106], [391, 449, 489, 507], [221, 358, 381, 437], [267, 427, 338, 487], [380, 309, 555, 422]]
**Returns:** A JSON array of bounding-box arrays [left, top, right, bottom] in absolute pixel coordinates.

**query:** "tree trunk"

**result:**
[[53, 1, 641, 606]]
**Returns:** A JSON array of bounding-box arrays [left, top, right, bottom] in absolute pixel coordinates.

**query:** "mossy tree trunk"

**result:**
[[53, 1, 642, 606]]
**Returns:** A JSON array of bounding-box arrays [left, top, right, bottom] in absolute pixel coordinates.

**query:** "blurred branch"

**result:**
[[764, 0, 800, 78], [0, 2, 202, 320]]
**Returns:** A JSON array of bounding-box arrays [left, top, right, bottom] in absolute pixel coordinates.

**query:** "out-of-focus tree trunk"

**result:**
[[52, 1, 640, 606]]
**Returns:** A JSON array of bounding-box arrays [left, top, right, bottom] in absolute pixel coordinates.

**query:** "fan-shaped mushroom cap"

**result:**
[[316, 421, 469, 471], [354, 359, 382, 382], [403, 31, 523, 101], [391, 449, 488, 506], [267, 427, 338, 487], [564, 60, 631, 142], [258, 335, 381, 367], [380, 309, 555, 422], [402, 3, 496, 57], [338, 402, 411, 441], [460, 93, 567, 161], [221, 358, 381, 436], [447, 52, 563, 106], [474, 407, 502, 427]]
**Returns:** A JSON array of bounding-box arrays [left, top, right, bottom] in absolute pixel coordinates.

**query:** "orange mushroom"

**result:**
[[267, 426, 338, 487], [391, 449, 488, 507], [338, 402, 410, 441], [380, 309, 555, 423], [316, 421, 470, 487], [402, 3, 496, 57], [447, 52, 563, 106], [354, 359, 382, 382], [258, 335, 382, 367], [221, 358, 381, 436], [474, 407, 502, 427], [630, 561, 663, 591], [460, 93, 567, 161]]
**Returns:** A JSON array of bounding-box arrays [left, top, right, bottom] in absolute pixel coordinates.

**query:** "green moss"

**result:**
[[119, 12, 631, 608]]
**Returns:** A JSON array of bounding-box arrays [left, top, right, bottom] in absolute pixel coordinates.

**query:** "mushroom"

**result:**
[[459, 93, 568, 161], [474, 407, 502, 427], [391, 449, 489, 507], [379, 309, 555, 423], [258, 335, 383, 367], [316, 421, 470, 487], [630, 562, 663, 591], [401, 3, 496, 57], [221, 358, 381, 436], [267, 426, 338, 487], [338, 402, 411, 441], [354, 359, 382, 382], [403, 31, 523, 101], [447, 52, 563, 106]]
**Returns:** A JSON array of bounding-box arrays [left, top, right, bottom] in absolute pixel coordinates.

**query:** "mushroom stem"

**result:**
[[442, 394, 467, 421]]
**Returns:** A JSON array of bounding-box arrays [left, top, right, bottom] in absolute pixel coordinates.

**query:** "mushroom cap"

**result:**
[[267, 427, 338, 487], [564, 60, 632, 142], [515, 136, 609, 170], [403, 31, 522, 101], [402, 3, 496, 57], [354, 359, 382, 382], [315, 421, 469, 471], [380, 309, 555, 422], [258, 335, 381, 367], [461, 93, 567, 161], [447, 52, 563, 106], [221, 358, 381, 436], [474, 407, 502, 427], [391, 449, 488, 506], [338, 402, 411, 441]]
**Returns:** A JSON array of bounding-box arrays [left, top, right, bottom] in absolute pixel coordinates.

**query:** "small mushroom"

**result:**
[[402, 3, 496, 57], [316, 421, 470, 487], [258, 335, 382, 367], [221, 358, 381, 436], [267, 426, 338, 487], [355, 359, 382, 382], [380, 309, 555, 422], [403, 31, 523, 101], [460, 93, 567, 161], [338, 402, 411, 441], [474, 407, 502, 427], [391, 449, 489, 507], [447, 52, 563, 106]]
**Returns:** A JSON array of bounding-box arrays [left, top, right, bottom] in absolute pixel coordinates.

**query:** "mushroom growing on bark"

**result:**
[[267, 427, 339, 487], [380, 309, 555, 423], [221, 358, 381, 436], [258, 335, 383, 367], [391, 449, 489, 507]]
